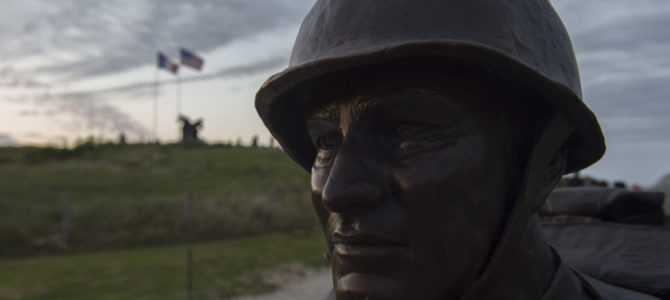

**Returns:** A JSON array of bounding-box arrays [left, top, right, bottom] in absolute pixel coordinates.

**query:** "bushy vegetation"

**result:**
[[0, 143, 316, 258]]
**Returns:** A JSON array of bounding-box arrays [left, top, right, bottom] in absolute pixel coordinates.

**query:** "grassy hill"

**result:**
[[0, 143, 316, 258]]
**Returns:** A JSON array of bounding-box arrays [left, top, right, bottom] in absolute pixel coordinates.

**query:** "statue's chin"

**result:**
[[336, 273, 407, 300]]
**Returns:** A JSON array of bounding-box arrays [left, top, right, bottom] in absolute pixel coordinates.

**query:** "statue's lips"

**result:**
[[332, 241, 413, 281], [333, 243, 412, 258], [331, 233, 412, 259], [330, 232, 412, 282]]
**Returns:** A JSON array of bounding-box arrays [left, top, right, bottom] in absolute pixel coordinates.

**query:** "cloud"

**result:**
[[0, 134, 19, 147], [70, 56, 287, 98], [1, 57, 287, 140], [0, 0, 313, 141], [551, 0, 670, 143], [0, 66, 49, 88], [550, 0, 670, 184], [50, 96, 153, 139], [2, 0, 313, 82], [3, 91, 153, 140]]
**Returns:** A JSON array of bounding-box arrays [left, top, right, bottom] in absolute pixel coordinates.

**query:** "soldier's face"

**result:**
[[306, 72, 515, 300]]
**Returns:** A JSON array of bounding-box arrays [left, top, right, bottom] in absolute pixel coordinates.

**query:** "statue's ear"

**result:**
[[533, 145, 567, 212]]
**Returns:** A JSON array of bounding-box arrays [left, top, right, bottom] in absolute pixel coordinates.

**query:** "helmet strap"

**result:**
[[460, 112, 573, 300]]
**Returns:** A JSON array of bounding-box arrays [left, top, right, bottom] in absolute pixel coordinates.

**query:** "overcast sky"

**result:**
[[0, 0, 669, 187]]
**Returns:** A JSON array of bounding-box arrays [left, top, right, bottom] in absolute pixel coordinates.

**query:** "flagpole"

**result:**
[[153, 68, 160, 141], [177, 73, 182, 117]]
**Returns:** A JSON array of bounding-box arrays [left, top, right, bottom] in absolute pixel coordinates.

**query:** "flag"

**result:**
[[157, 52, 179, 74], [180, 48, 204, 71]]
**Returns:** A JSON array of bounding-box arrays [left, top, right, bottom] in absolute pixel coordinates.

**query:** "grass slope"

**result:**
[[0, 144, 316, 258], [0, 232, 328, 300]]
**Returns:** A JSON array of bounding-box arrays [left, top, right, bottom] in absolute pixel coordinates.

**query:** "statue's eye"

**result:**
[[315, 132, 342, 151], [389, 123, 433, 140], [394, 123, 422, 139], [385, 122, 459, 156]]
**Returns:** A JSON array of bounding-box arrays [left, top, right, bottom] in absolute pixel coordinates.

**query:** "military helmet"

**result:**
[[256, 0, 605, 173]]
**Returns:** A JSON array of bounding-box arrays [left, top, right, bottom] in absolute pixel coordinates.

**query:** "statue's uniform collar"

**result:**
[[321, 251, 659, 300]]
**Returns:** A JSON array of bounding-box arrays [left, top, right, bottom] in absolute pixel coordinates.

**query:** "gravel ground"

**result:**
[[236, 269, 332, 300]]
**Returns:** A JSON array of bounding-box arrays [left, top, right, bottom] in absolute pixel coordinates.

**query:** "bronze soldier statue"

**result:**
[[256, 0, 664, 299], [178, 115, 203, 143]]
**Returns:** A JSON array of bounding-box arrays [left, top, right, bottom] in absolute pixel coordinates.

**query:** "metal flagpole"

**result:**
[[153, 68, 160, 141], [177, 73, 182, 117]]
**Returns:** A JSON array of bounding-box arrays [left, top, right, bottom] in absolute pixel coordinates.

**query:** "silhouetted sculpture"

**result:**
[[251, 135, 258, 148], [178, 115, 203, 143], [614, 181, 627, 189], [255, 1, 665, 299]]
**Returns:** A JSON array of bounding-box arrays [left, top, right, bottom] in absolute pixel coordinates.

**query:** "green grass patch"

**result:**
[[0, 232, 328, 300], [0, 144, 316, 257]]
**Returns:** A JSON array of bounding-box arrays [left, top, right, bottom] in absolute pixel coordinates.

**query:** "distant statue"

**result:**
[[178, 115, 203, 143], [251, 135, 259, 148], [118, 133, 126, 145]]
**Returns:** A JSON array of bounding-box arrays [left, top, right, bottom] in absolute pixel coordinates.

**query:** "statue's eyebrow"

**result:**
[[350, 88, 462, 121], [306, 102, 340, 126]]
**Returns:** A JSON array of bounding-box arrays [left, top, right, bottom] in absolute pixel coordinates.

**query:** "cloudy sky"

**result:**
[[0, 0, 669, 186]]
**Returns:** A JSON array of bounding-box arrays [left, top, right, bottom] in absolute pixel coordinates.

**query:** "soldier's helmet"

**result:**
[[255, 0, 605, 173]]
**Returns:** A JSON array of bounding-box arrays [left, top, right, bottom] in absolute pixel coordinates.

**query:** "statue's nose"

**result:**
[[321, 138, 385, 214]]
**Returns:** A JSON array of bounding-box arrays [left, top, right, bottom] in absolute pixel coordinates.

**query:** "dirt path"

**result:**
[[236, 269, 332, 300]]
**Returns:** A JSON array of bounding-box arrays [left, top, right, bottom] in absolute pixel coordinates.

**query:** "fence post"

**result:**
[[61, 192, 71, 241], [185, 190, 193, 300]]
